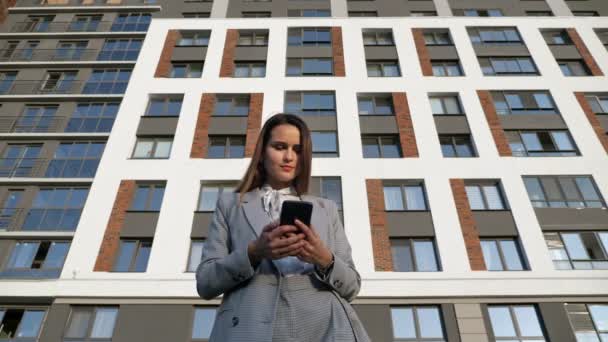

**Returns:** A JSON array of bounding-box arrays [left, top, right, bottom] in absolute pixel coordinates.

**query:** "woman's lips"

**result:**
[[281, 166, 293, 171]]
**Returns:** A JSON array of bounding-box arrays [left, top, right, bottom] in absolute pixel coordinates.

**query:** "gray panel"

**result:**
[[473, 44, 531, 57], [0, 240, 13, 271], [39, 303, 71, 342], [499, 115, 567, 130], [191, 212, 213, 238], [359, 115, 399, 134], [234, 46, 268, 61], [136, 117, 179, 136], [427, 45, 460, 60], [112, 304, 192, 342], [352, 304, 393, 342], [171, 46, 207, 62], [121, 212, 159, 238], [433, 115, 471, 134], [441, 304, 462, 342], [449, 0, 529, 16], [286, 46, 333, 58], [538, 302, 577, 342], [567, 0, 608, 16], [309, 177, 322, 196], [299, 116, 337, 131], [387, 212, 435, 237], [288, 0, 331, 10], [549, 45, 582, 60], [473, 211, 518, 237], [364, 46, 399, 60], [534, 208, 608, 231], [208, 116, 249, 135], [597, 115, 608, 132]]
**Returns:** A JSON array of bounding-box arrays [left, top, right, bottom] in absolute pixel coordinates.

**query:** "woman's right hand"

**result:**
[[247, 221, 306, 268]]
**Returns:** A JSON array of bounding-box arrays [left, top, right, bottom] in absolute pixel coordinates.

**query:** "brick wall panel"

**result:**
[[392, 92, 419, 157], [154, 30, 181, 78], [412, 28, 433, 76], [567, 28, 604, 76], [332, 27, 346, 77], [366, 179, 393, 271], [191, 94, 215, 158], [575, 92, 608, 153], [477, 90, 512, 157], [220, 29, 239, 77], [450, 179, 486, 271], [245, 93, 264, 157]]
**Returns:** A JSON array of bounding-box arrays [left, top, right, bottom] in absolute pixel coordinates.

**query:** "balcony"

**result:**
[[0, 207, 82, 232], [0, 115, 67, 133], [9, 21, 148, 33], [0, 157, 47, 177], [0, 48, 98, 62], [15, 0, 154, 6], [0, 80, 85, 95]]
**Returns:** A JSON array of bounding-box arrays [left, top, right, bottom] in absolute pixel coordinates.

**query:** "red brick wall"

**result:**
[[220, 29, 238, 77], [245, 93, 264, 157], [477, 90, 512, 157], [366, 179, 394, 271], [412, 28, 433, 76], [191, 94, 215, 158], [450, 179, 486, 271], [0, 0, 16, 24], [392, 92, 419, 157], [575, 92, 608, 153], [154, 30, 181, 78], [567, 28, 604, 76], [94, 180, 136, 272], [331, 27, 345, 77]]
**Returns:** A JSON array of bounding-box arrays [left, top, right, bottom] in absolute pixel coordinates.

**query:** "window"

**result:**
[[111, 13, 151, 32], [98, 39, 142, 60], [64, 306, 118, 341], [288, 28, 330, 46], [0, 190, 24, 231], [357, 94, 393, 115], [319, 177, 343, 211], [198, 184, 236, 211], [481, 238, 527, 271], [183, 12, 210, 18], [348, 11, 377, 17], [439, 135, 476, 157], [431, 60, 463, 76], [492, 91, 558, 115], [0, 144, 42, 177], [0, 71, 17, 94], [311, 131, 338, 157], [45, 142, 105, 178], [469, 28, 522, 44], [558, 60, 591, 76], [423, 31, 452, 45], [287, 58, 332, 76], [68, 15, 101, 32], [390, 238, 440, 272], [367, 60, 401, 77], [545, 30, 571, 45], [177, 31, 210, 46], [573, 11, 599, 17], [132, 137, 173, 159], [287, 9, 330, 17], [2, 240, 70, 278], [465, 183, 506, 210], [13, 104, 58, 133], [40, 71, 77, 94], [23, 187, 89, 231], [410, 11, 437, 17], [362, 30, 394, 46], [131, 184, 165, 211], [66, 102, 118, 133], [585, 95, 608, 114], [526, 11, 553, 16], [213, 95, 249, 116], [523, 175, 605, 209], [463, 9, 503, 17], [187, 240, 205, 272], [383, 184, 427, 211], [0, 307, 46, 340], [429, 94, 462, 115], [506, 130, 578, 157], [208, 136, 245, 158], [169, 62, 203, 78], [238, 31, 268, 46], [362, 135, 401, 158], [146, 95, 182, 117], [1, 41, 19, 60], [234, 61, 265, 77], [113, 239, 152, 272], [544, 231, 608, 270], [565, 303, 608, 341], [83, 69, 131, 94], [284, 91, 336, 116], [390, 306, 446, 339], [487, 305, 546, 340], [55, 41, 88, 61], [191, 307, 217, 340], [23, 15, 54, 32], [242, 11, 271, 18], [480, 57, 538, 76]]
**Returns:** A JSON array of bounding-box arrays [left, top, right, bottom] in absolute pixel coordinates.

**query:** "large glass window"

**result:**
[[83, 69, 131, 94], [287, 58, 333, 76], [469, 28, 522, 44], [544, 231, 608, 270], [480, 57, 538, 76], [311, 131, 338, 157], [429, 94, 463, 115], [357, 94, 394, 115], [64, 306, 118, 341], [362, 135, 401, 158], [288, 28, 331, 46], [2, 240, 70, 278], [284, 91, 336, 116], [197, 184, 236, 212], [431, 60, 463, 76], [113, 239, 152, 272], [0, 144, 42, 177], [506, 130, 578, 157], [390, 306, 446, 340], [383, 184, 427, 211], [465, 183, 506, 210], [45, 142, 105, 178], [362, 30, 394, 46], [208, 136, 245, 158], [170, 62, 203, 78], [191, 307, 217, 339], [523, 176, 604, 208], [234, 61, 265, 77], [493, 91, 557, 115], [66, 102, 118, 133], [145, 96, 182, 117], [0, 307, 46, 340], [13, 104, 58, 133], [177, 31, 210, 46], [187, 239, 205, 272], [98, 39, 142, 61], [487, 305, 546, 341], [366, 60, 401, 77], [565, 303, 608, 341], [131, 184, 165, 211], [23, 187, 89, 231], [390, 238, 440, 272], [481, 238, 527, 271], [585, 94, 608, 114], [213, 95, 249, 116], [132, 137, 173, 159], [111, 13, 151, 32], [439, 135, 476, 157]]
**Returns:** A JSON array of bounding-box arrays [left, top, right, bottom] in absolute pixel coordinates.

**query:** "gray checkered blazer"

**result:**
[[196, 187, 370, 342]]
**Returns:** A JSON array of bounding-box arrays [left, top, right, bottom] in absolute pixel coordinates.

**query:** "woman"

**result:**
[[196, 113, 371, 342]]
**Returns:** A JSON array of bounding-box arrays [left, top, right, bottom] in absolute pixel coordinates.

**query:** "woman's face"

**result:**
[[263, 124, 302, 189]]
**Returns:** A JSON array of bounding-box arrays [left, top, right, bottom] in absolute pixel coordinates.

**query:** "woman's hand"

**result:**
[[293, 219, 333, 268], [247, 220, 306, 268]]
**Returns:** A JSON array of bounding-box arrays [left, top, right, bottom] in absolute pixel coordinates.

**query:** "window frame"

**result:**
[[112, 239, 152, 272], [439, 134, 476, 157], [357, 94, 394, 116], [237, 31, 268, 46], [131, 137, 173, 159], [284, 91, 336, 116], [505, 130, 578, 157], [213, 94, 250, 116], [523, 175, 605, 209], [129, 183, 165, 211], [169, 62, 203, 78], [480, 238, 528, 271], [390, 305, 447, 339], [362, 30, 395, 46], [544, 231, 608, 270], [431, 60, 463, 76], [465, 183, 507, 211], [233, 61, 266, 77], [286, 57, 333, 76], [207, 135, 246, 158], [486, 304, 547, 340], [366, 60, 401, 77], [382, 183, 429, 211], [145, 95, 183, 117], [361, 135, 402, 158], [63, 306, 119, 341], [389, 238, 441, 272]]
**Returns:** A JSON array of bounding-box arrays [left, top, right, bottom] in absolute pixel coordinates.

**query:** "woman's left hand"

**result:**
[[293, 219, 333, 268]]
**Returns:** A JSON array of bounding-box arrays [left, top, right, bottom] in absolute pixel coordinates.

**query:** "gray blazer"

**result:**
[[196, 187, 370, 342]]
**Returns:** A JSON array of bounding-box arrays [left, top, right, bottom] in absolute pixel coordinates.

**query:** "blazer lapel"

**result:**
[[241, 187, 272, 238]]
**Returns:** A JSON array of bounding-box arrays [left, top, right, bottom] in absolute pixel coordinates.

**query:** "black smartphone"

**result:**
[[280, 200, 313, 227]]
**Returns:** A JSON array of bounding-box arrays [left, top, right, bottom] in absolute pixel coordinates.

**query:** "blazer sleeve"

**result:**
[[313, 199, 362, 302], [196, 195, 257, 300]]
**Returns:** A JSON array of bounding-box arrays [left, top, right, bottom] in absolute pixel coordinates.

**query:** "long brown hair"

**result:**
[[235, 113, 312, 202]]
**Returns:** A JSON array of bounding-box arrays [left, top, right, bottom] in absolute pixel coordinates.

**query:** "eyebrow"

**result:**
[[270, 140, 301, 147]]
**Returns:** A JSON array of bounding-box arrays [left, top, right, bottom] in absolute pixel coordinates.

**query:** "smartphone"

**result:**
[[280, 200, 313, 228]]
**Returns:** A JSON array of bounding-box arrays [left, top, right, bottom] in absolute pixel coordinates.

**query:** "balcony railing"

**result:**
[[0, 207, 81, 231], [0, 208, 26, 231], [16, 0, 154, 6], [0, 115, 67, 133], [9, 21, 140, 33], [0, 80, 85, 95], [0, 48, 98, 62], [0, 157, 47, 177]]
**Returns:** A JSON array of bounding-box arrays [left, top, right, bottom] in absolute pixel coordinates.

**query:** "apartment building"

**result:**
[[0, 0, 607, 341]]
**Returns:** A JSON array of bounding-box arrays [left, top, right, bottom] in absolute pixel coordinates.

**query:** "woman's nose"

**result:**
[[284, 147, 295, 161]]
